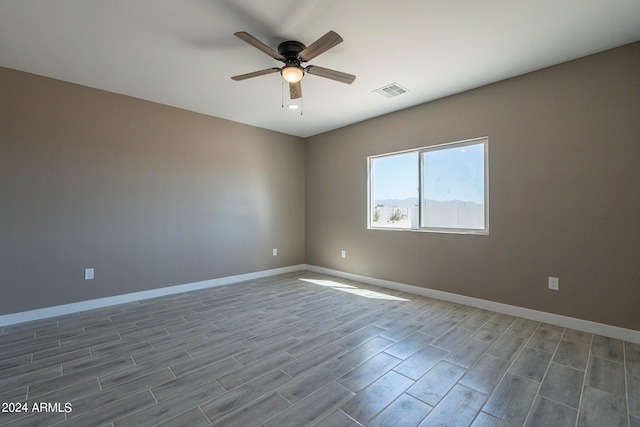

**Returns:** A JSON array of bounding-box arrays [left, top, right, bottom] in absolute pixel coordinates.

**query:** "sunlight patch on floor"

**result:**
[[300, 278, 410, 301], [299, 278, 356, 289]]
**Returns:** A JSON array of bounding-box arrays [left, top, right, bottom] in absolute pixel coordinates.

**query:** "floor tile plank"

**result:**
[[577, 386, 628, 427], [482, 373, 540, 425], [553, 339, 590, 370], [200, 369, 292, 421], [263, 382, 354, 427], [586, 355, 626, 397], [419, 384, 487, 427], [341, 371, 413, 423], [524, 396, 577, 427], [338, 352, 402, 392], [407, 360, 466, 406], [368, 393, 431, 427], [392, 345, 448, 380], [314, 410, 363, 427], [538, 362, 584, 409], [0, 271, 635, 427], [278, 358, 353, 403], [210, 392, 290, 427]]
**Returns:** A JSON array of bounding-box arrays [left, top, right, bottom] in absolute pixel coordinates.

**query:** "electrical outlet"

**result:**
[[85, 268, 94, 280], [341, 250, 346, 259], [273, 248, 277, 256], [548, 277, 559, 291]]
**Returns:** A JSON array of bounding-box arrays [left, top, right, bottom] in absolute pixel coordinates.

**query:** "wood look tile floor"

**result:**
[[1, 271, 638, 427]]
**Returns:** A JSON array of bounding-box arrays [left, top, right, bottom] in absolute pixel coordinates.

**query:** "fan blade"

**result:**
[[298, 31, 343, 62], [231, 68, 280, 81], [234, 32, 284, 61], [306, 65, 355, 84], [289, 81, 302, 99]]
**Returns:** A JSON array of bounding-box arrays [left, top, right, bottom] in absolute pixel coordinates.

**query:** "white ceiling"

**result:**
[[2, 1, 639, 138]]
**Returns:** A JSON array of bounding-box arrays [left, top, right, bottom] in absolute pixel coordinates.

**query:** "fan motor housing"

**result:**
[[277, 41, 306, 59]]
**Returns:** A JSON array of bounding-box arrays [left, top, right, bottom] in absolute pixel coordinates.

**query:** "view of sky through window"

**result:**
[[422, 143, 485, 204], [371, 151, 418, 201], [370, 138, 487, 232]]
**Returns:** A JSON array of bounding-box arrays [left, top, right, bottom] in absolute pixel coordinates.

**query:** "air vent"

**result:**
[[373, 83, 409, 98]]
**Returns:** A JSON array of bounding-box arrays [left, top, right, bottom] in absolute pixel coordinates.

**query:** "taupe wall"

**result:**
[[2, 43, 639, 330], [305, 42, 640, 330], [1, 67, 305, 315]]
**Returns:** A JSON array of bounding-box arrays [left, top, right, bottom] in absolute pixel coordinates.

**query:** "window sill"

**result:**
[[367, 226, 489, 235]]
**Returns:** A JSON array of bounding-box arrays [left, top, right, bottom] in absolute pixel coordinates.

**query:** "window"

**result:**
[[368, 137, 488, 234]]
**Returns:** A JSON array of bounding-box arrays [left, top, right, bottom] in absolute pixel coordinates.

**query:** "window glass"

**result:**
[[421, 141, 486, 230], [370, 151, 418, 229], [368, 137, 488, 234]]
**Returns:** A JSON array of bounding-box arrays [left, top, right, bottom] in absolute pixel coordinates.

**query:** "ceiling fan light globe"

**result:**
[[282, 66, 304, 83]]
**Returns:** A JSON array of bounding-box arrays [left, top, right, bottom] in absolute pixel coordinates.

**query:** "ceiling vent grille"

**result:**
[[373, 83, 409, 98]]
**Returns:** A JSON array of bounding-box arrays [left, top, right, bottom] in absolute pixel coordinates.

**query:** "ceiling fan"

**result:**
[[231, 31, 356, 100]]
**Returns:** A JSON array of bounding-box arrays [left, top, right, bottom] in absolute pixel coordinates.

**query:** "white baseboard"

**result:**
[[305, 264, 640, 345], [3, 263, 638, 345], [0, 265, 306, 327]]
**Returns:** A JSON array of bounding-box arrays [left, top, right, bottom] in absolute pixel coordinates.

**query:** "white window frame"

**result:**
[[368, 137, 489, 235]]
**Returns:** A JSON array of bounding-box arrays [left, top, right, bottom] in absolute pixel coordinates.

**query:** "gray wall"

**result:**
[[305, 42, 640, 331], [1, 67, 305, 315]]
